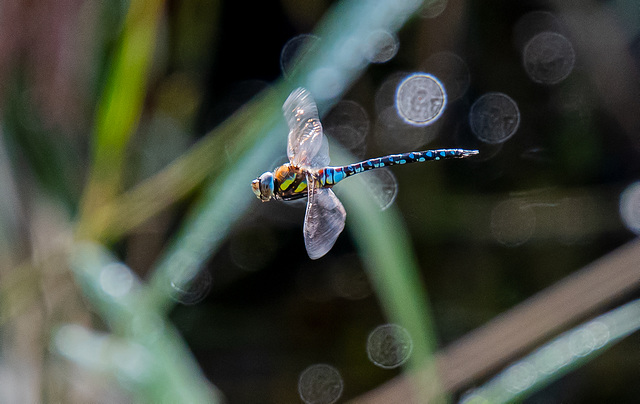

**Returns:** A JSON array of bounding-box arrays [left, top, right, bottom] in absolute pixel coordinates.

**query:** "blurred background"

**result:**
[[2, 0, 640, 403]]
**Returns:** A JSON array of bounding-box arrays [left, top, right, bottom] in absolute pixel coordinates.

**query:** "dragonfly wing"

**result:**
[[307, 134, 330, 168], [283, 88, 330, 168], [303, 176, 346, 259]]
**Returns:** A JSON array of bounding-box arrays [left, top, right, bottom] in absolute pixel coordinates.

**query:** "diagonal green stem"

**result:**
[[77, 0, 165, 239]]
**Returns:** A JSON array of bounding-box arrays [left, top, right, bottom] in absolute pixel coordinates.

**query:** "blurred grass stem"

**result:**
[[77, 0, 165, 240]]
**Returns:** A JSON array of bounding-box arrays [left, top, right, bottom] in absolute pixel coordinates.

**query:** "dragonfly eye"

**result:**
[[252, 172, 274, 201]]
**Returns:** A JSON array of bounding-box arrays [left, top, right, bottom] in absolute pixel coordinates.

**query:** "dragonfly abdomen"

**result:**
[[320, 148, 478, 187]]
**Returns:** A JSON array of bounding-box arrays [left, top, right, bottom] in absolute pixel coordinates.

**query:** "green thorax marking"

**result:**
[[274, 164, 311, 200]]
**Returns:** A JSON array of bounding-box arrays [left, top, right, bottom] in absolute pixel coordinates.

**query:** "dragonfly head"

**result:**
[[252, 171, 275, 202]]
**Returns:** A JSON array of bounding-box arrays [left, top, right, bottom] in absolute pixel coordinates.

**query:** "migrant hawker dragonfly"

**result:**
[[252, 88, 478, 259]]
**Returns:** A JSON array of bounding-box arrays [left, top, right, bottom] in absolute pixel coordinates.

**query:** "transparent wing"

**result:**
[[283, 88, 330, 168], [303, 175, 346, 259], [307, 135, 329, 169], [358, 168, 398, 211]]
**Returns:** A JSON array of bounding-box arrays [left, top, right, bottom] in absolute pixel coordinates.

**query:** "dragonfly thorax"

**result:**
[[273, 164, 313, 201]]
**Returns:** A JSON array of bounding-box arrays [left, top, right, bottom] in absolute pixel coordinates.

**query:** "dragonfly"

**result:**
[[252, 88, 478, 259]]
